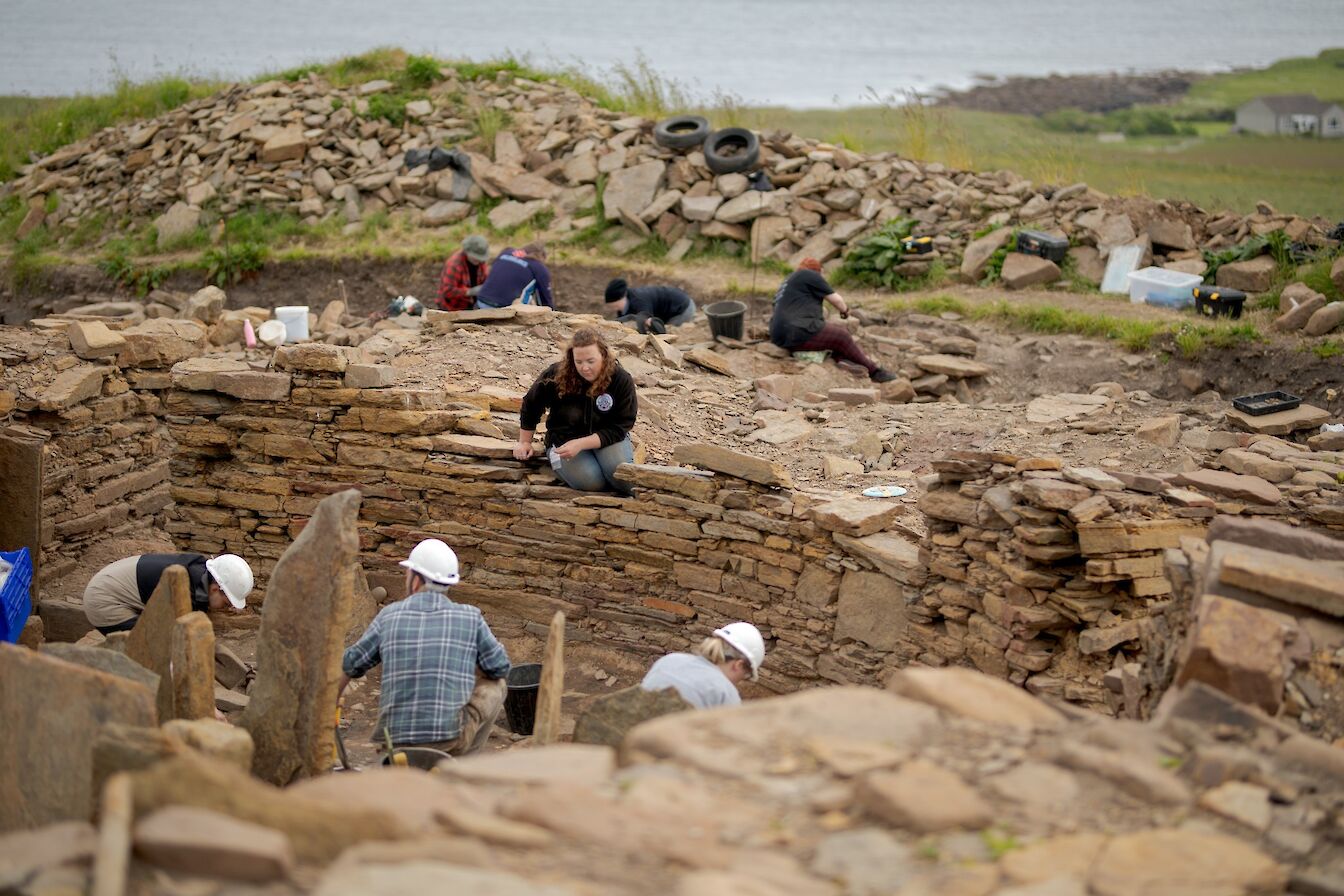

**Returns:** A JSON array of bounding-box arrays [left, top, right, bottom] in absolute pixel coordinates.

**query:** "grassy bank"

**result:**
[[889, 294, 1263, 358]]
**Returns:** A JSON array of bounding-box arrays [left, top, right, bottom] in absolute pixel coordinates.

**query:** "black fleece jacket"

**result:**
[[519, 362, 638, 449]]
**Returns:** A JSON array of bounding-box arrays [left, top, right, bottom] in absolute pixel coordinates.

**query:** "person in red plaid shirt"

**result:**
[[435, 235, 491, 311]]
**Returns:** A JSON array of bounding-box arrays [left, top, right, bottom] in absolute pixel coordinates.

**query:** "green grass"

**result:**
[[889, 294, 1265, 354], [0, 75, 223, 182], [1174, 48, 1344, 117], [719, 104, 1344, 218], [1312, 339, 1343, 360]]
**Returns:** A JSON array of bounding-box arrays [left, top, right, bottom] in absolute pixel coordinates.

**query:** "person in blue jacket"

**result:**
[[474, 243, 554, 309]]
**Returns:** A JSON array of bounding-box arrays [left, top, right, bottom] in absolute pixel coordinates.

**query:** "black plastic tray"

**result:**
[[1231, 391, 1301, 416]]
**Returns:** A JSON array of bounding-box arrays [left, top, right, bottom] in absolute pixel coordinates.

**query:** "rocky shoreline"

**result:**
[[931, 69, 1210, 115]]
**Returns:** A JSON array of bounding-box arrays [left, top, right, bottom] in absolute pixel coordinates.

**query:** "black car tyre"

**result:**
[[653, 115, 711, 150], [702, 127, 760, 175]]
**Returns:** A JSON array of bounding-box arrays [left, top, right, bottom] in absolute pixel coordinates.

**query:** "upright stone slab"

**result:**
[[573, 686, 691, 747], [239, 490, 361, 785], [532, 611, 566, 746], [0, 644, 156, 829], [171, 612, 216, 720], [124, 566, 191, 723]]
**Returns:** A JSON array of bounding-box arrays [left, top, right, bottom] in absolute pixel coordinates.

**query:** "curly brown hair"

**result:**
[[555, 328, 616, 397]]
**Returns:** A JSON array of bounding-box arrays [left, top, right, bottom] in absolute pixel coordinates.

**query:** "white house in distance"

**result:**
[[1235, 94, 1344, 137]]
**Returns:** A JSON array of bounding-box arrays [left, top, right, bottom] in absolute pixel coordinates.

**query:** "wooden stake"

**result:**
[[532, 611, 566, 745]]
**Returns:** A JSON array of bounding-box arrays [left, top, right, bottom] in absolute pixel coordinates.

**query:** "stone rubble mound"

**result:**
[[4, 67, 1338, 285], [2, 657, 1341, 895]]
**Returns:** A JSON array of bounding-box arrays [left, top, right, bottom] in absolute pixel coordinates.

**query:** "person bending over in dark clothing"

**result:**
[[475, 243, 554, 309], [768, 258, 896, 382], [604, 278, 697, 334], [516, 328, 638, 494]]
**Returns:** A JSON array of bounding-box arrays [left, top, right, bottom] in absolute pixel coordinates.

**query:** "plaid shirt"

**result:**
[[435, 251, 489, 311], [342, 591, 510, 745]]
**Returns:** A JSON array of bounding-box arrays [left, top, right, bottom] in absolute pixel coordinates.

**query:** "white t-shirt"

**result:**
[[640, 653, 741, 709]]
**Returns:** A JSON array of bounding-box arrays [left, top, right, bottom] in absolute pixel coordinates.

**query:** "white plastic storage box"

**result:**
[[1125, 267, 1202, 307]]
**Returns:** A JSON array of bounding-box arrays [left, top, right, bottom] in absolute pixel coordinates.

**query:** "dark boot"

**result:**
[[647, 317, 667, 335], [870, 368, 898, 383]]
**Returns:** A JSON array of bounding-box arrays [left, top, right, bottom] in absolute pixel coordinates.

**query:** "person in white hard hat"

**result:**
[[640, 621, 766, 709], [82, 552, 254, 634], [339, 538, 511, 756]]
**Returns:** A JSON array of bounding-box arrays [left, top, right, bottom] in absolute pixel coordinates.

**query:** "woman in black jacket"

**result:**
[[515, 328, 638, 494]]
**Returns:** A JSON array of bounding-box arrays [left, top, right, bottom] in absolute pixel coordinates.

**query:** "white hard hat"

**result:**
[[714, 622, 765, 680], [206, 554, 254, 609], [400, 538, 460, 586]]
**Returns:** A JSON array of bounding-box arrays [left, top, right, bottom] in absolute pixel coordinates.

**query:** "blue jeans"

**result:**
[[550, 437, 634, 494]]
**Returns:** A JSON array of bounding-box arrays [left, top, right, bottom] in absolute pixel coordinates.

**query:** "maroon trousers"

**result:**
[[793, 323, 879, 374]]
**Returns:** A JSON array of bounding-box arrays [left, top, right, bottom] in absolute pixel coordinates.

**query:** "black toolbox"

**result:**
[[902, 235, 935, 255], [1192, 285, 1246, 319], [1016, 230, 1069, 263]]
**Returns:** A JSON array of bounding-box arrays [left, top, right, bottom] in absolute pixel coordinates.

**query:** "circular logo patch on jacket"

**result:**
[[596, 393, 614, 412]]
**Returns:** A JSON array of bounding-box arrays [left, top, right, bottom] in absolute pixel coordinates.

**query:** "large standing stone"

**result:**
[[573, 686, 691, 747], [533, 611, 565, 746], [171, 612, 216, 721], [239, 490, 361, 785], [835, 571, 907, 651], [0, 645, 156, 829], [603, 161, 665, 221], [1175, 596, 1285, 714], [125, 565, 192, 723]]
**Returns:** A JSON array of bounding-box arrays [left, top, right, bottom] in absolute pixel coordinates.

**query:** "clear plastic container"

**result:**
[[1125, 267, 1202, 307]]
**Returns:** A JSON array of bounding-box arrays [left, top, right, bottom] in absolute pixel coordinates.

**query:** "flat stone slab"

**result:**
[[1225, 403, 1330, 435], [673, 443, 793, 489], [1175, 469, 1282, 506], [1026, 393, 1113, 424], [913, 354, 992, 379]]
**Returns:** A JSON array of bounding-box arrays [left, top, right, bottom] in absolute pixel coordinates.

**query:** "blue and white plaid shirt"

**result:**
[[342, 591, 511, 745]]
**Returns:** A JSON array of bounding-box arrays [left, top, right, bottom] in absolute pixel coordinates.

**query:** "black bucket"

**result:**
[[504, 663, 542, 735], [704, 300, 747, 341]]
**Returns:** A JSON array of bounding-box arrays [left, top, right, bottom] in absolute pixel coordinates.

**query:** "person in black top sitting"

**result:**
[[768, 258, 897, 382], [515, 328, 638, 495], [604, 278, 697, 334]]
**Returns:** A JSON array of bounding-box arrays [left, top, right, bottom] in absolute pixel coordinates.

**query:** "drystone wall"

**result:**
[[161, 341, 930, 691], [0, 328, 178, 618]]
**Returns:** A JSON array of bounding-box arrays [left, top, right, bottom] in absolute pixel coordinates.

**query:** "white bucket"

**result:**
[[256, 320, 287, 347], [274, 305, 310, 343]]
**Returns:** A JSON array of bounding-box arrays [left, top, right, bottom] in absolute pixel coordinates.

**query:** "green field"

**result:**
[[714, 104, 1344, 219]]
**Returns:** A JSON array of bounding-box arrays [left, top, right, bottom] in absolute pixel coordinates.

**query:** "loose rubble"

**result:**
[[4, 67, 1339, 292]]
